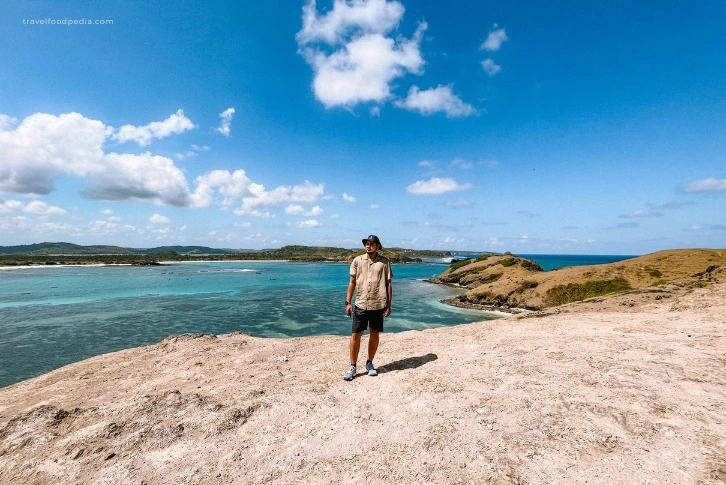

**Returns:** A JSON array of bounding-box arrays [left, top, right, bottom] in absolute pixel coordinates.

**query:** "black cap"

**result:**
[[362, 235, 382, 248]]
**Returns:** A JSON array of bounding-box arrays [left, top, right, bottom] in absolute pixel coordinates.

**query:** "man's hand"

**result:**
[[346, 303, 352, 316], [384, 305, 391, 317]]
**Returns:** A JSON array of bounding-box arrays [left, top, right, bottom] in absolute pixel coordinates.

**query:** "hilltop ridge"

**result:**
[[433, 248, 726, 311]]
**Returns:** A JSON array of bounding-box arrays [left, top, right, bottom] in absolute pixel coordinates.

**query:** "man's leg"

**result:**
[[367, 330, 379, 362], [350, 331, 364, 365]]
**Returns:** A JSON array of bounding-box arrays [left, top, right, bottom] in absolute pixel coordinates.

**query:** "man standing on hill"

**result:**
[[344, 235, 392, 381]]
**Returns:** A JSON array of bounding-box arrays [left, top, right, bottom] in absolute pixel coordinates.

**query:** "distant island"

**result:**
[[0, 242, 495, 266]]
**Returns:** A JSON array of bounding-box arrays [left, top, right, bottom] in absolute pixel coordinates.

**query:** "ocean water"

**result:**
[[0, 262, 497, 388], [518, 254, 636, 272], [423, 253, 636, 271]]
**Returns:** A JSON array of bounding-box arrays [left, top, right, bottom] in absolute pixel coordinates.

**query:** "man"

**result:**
[[344, 235, 392, 381]]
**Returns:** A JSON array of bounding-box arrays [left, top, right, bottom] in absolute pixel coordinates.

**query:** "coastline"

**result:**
[[1, 284, 723, 484]]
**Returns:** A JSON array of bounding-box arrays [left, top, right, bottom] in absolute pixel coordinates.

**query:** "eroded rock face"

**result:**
[[1, 286, 726, 484], [433, 249, 726, 311]]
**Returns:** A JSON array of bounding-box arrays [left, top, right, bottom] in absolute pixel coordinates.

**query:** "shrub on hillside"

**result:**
[[649, 269, 663, 277], [521, 259, 544, 272], [544, 278, 631, 306], [501, 257, 517, 267], [480, 272, 503, 284], [450, 259, 472, 271], [475, 254, 489, 262], [692, 280, 708, 288], [516, 280, 539, 293]]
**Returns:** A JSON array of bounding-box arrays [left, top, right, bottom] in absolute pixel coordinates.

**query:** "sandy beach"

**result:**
[[0, 281, 724, 484]]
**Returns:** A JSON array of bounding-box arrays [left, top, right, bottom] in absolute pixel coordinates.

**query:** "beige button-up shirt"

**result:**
[[350, 253, 393, 310]]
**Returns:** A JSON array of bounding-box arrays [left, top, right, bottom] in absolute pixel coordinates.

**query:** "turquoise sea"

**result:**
[[0, 254, 635, 388], [0, 262, 495, 388]]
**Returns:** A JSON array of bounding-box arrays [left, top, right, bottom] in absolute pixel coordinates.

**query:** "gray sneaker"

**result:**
[[343, 365, 356, 381], [366, 361, 378, 376]]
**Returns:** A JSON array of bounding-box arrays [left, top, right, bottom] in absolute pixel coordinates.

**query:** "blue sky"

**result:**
[[0, 0, 724, 254]]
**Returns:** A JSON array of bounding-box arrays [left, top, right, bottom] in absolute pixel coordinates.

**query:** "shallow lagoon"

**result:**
[[0, 262, 495, 387]]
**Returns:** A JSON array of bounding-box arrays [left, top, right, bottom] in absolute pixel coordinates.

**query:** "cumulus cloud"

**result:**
[[113, 110, 196, 146], [0, 112, 111, 195], [217, 108, 235, 137], [0, 114, 18, 130], [84, 152, 192, 206], [285, 204, 324, 216], [286, 219, 323, 228], [0, 199, 23, 213], [481, 58, 502, 77], [418, 160, 435, 168], [395, 85, 476, 118], [23, 200, 67, 215], [480, 26, 508, 51], [342, 192, 357, 203], [101, 209, 113, 215], [0, 112, 325, 214], [296, 0, 426, 108], [234, 221, 252, 228], [369, 204, 379, 209], [149, 214, 171, 224], [685, 178, 726, 192], [620, 210, 663, 218], [406, 177, 473, 195]]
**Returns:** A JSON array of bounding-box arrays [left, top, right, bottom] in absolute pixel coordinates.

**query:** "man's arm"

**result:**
[[384, 278, 392, 317], [346, 275, 356, 316]]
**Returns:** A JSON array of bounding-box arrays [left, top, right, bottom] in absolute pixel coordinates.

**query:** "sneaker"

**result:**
[[343, 365, 356, 381], [366, 361, 378, 377]]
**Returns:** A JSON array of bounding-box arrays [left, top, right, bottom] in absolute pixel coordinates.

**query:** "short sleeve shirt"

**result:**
[[350, 253, 393, 310]]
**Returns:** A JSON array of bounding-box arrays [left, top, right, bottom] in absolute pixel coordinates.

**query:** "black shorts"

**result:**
[[352, 306, 384, 333]]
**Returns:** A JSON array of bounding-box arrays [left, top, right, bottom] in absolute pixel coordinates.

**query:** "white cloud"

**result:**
[[370, 106, 381, 117], [369, 204, 379, 209], [108, 216, 121, 222], [84, 152, 192, 206], [296, 0, 405, 45], [23, 200, 67, 215], [685, 178, 726, 192], [174, 150, 198, 160], [481, 58, 502, 77], [190, 169, 254, 208], [446, 198, 473, 207], [329, 213, 340, 219], [149, 214, 171, 224], [113, 110, 196, 146], [342, 192, 357, 203], [234, 181, 324, 216], [0, 112, 323, 216], [407, 177, 473, 195], [0, 199, 23, 213], [286, 219, 322, 228], [101, 209, 113, 215], [418, 160, 435, 168], [480, 26, 508, 51], [245, 232, 266, 241], [217, 107, 235, 137], [450, 158, 474, 169], [0, 112, 111, 195], [207, 231, 217, 236], [620, 210, 663, 218], [234, 221, 252, 228], [395, 85, 476, 117], [297, 0, 426, 108], [286, 204, 324, 216], [0, 114, 18, 130]]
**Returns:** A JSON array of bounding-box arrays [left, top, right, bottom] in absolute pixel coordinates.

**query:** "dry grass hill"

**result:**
[[434, 249, 726, 311]]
